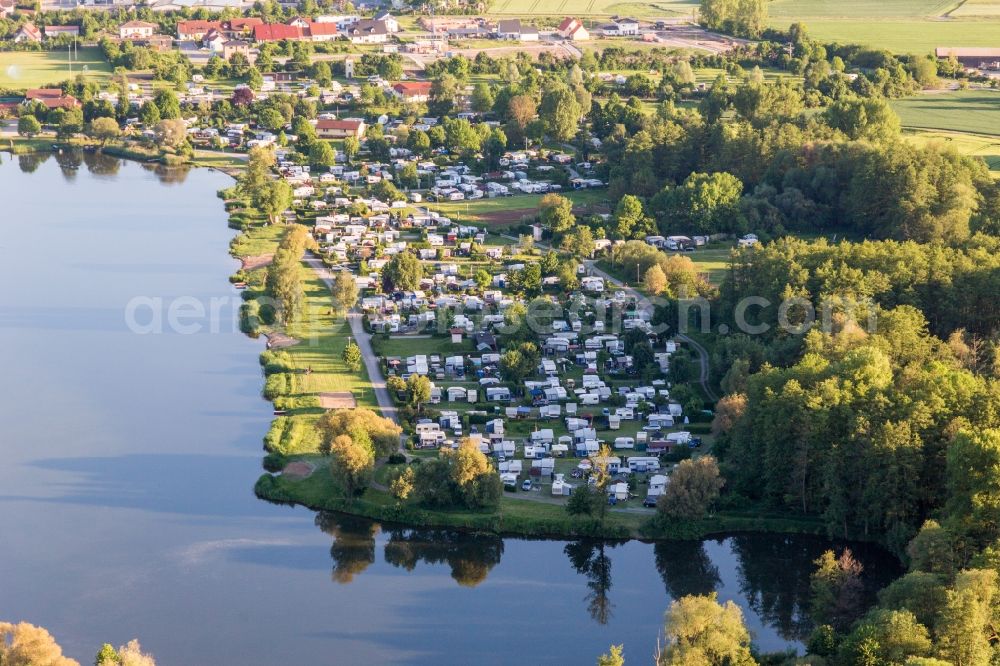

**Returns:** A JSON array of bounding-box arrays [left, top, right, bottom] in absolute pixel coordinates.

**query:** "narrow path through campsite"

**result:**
[[584, 261, 719, 403]]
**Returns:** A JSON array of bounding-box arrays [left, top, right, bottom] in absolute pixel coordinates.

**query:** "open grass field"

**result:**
[[891, 90, 1000, 136], [427, 189, 611, 225], [489, 0, 698, 17], [0, 48, 112, 89]]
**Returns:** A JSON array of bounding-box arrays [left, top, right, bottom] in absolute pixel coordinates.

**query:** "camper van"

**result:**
[[627, 457, 661, 473], [613, 437, 635, 450]]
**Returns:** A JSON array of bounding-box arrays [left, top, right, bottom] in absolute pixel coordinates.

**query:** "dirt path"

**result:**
[[585, 260, 719, 403]]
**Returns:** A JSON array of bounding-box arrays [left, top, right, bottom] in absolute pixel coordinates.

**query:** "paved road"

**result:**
[[303, 253, 398, 425], [585, 260, 719, 403]]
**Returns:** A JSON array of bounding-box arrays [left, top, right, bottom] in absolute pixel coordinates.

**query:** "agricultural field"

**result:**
[[489, 0, 698, 17], [891, 90, 1000, 136], [768, 0, 956, 19], [0, 48, 111, 89], [766, 0, 1000, 53], [948, 0, 1000, 17]]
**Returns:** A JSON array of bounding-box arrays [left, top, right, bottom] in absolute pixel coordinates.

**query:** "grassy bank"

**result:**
[[255, 456, 831, 542]]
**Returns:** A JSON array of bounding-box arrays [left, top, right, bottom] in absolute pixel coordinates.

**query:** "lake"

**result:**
[[0, 153, 901, 664]]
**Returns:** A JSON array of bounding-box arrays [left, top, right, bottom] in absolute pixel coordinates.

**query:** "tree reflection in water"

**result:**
[[383, 528, 503, 588], [83, 151, 122, 177], [312, 514, 900, 640], [565, 540, 619, 625], [653, 540, 721, 599], [140, 162, 191, 185], [17, 151, 50, 174], [54, 149, 83, 180], [315, 513, 380, 584]]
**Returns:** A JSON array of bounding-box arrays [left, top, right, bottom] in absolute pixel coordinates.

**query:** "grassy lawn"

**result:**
[[372, 334, 474, 358], [191, 150, 248, 170], [891, 90, 1000, 136], [283, 267, 379, 410], [229, 223, 285, 258], [427, 189, 611, 224], [0, 48, 112, 89], [689, 246, 733, 285]]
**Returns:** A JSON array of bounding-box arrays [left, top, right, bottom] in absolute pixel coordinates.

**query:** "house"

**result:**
[[648, 474, 667, 496], [0, 0, 15, 19], [44, 25, 80, 38], [119, 20, 157, 40], [374, 11, 399, 33], [13, 23, 42, 43], [557, 17, 589, 40], [345, 19, 389, 44], [253, 22, 337, 42], [178, 18, 263, 41], [315, 118, 366, 139], [602, 17, 640, 36], [391, 81, 433, 103], [24, 88, 79, 109], [495, 19, 538, 41], [222, 40, 252, 61]]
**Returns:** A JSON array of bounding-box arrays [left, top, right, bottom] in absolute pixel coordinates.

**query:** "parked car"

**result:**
[[643, 496, 658, 508], [521, 479, 533, 491]]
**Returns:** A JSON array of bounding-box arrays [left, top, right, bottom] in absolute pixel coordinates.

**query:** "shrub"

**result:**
[[387, 452, 407, 465]]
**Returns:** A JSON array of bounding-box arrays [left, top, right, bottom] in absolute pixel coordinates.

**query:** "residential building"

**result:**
[[24, 88, 80, 109], [391, 81, 432, 103], [557, 17, 589, 40], [119, 20, 157, 39], [316, 118, 366, 139], [44, 25, 80, 38], [345, 18, 388, 44], [13, 22, 42, 43], [495, 18, 538, 41]]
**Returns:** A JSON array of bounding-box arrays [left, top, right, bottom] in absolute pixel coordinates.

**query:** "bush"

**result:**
[[387, 452, 407, 465], [263, 373, 299, 401], [263, 452, 288, 472], [259, 350, 294, 375]]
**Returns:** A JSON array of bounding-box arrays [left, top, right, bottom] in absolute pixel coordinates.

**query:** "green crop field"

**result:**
[[766, 0, 1000, 53], [0, 48, 112, 89], [489, 0, 698, 17], [891, 90, 1000, 136], [769, 0, 956, 18]]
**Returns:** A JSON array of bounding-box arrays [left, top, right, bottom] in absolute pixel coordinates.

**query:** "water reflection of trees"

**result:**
[[383, 528, 503, 588], [54, 149, 83, 179], [140, 162, 190, 185], [18, 151, 51, 173], [315, 513, 380, 584], [654, 540, 721, 599], [83, 151, 122, 177], [728, 534, 821, 642], [565, 540, 618, 625]]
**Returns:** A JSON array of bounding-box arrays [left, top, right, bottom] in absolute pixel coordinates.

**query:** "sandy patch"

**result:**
[[281, 461, 315, 479], [318, 392, 357, 409], [266, 332, 299, 349], [241, 254, 273, 271]]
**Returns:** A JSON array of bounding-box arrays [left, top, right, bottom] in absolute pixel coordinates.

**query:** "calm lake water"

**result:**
[[0, 153, 901, 665]]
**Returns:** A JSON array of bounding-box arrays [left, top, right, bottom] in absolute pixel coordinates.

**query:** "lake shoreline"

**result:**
[[2, 145, 890, 551]]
